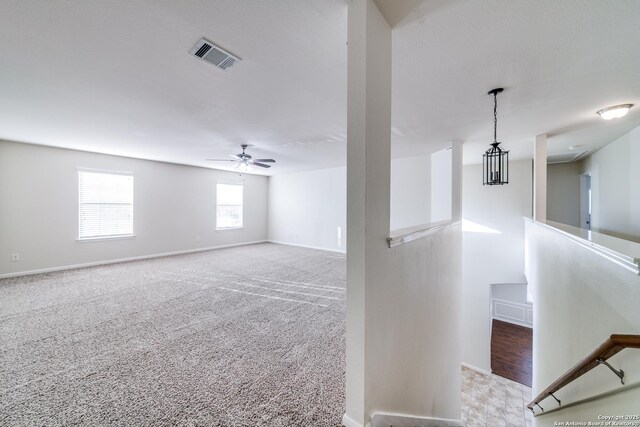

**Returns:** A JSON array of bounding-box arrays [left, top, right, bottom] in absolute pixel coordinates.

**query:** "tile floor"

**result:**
[[462, 365, 533, 427]]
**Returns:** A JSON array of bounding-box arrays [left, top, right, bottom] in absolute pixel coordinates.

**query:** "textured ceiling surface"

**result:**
[[388, 0, 640, 164], [0, 1, 639, 174]]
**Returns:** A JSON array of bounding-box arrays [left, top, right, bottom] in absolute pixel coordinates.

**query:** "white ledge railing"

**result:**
[[387, 220, 458, 248], [532, 219, 640, 275]]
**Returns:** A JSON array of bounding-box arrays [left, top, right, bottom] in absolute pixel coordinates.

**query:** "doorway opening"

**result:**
[[580, 173, 592, 230]]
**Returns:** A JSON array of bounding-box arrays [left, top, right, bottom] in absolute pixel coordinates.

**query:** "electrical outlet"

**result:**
[[11, 253, 20, 262]]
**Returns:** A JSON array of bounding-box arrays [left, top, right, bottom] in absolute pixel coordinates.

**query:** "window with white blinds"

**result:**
[[78, 170, 133, 239], [216, 183, 243, 229]]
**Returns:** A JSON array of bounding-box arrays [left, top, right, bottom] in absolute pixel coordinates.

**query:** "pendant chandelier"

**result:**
[[483, 88, 509, 185]]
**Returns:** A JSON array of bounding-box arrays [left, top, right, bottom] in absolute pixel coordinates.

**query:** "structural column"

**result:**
[[533, 134, 547, 221], [451, 141, 462, 222], [344, 0, 391, 425]]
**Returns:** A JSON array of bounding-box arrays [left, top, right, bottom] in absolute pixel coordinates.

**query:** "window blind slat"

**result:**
[[79, 171, 133, 238], [216, 184, 243, 229]]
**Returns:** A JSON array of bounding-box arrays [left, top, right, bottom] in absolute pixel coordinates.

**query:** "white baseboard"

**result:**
[[267, 240, 346, 254], [0, 240, 268, 279], [343, 411, 463, 427], [342, 413, 364, 427], [370, 411, 463, 427], [462, 362, 492, 377]]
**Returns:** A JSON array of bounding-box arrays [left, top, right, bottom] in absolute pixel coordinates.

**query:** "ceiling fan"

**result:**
[[206, 144, 276, 171]]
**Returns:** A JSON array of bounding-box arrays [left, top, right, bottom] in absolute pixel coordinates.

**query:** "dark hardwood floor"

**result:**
[[490, 319, 532, 387]]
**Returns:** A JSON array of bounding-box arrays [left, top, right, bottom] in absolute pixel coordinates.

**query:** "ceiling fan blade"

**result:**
[[206, 159, 238, 162], [253, 162, 271, 168], [229, 154, 241, 160], [253, 158, 276, 163]]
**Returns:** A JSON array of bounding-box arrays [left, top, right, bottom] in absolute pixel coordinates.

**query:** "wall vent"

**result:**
[[190, 38, 240, 70], [547, 150, 591, 164]]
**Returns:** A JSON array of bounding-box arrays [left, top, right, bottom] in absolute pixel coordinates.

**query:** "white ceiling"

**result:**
[[1, 1, 639, 174]]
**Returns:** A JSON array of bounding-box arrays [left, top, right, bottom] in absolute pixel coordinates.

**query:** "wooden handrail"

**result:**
[[527, 334, 640, 413]]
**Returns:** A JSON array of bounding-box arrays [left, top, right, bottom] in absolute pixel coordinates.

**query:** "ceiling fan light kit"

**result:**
[[597, 104, 633, 120], [235, 163, 253, 172], [483, 88, 509, 186], [206, 144, 276, 172]]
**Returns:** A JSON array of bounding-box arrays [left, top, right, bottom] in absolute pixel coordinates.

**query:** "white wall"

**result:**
[[365, 225, 462, 421], [546, 162, 581, 227], [581, 124, 640, 242], [267, 166, 347, 252], [491, 283, 528, 305], [431, 148, 452, 222], [0, 140, 268, 276], [268, 155, 432, 252], [526, 221, 640, 425], [391, 155, 430, 230], [461, 159, 532, 372], [345, 1, 461, 425]]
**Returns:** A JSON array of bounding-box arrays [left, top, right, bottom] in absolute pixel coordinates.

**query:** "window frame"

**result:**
[[77, 168, 135, 242], [216, 182, 244, 231]]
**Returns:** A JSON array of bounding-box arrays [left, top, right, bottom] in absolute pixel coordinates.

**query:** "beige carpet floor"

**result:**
[[0, 243, 346, 426]]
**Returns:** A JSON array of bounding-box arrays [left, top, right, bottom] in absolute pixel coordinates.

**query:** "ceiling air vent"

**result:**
[[190, 38, 240, 70]]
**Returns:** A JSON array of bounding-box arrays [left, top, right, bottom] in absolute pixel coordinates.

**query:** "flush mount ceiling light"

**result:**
[[597, 104, 633, 120], [483, 88, 509, 186]]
